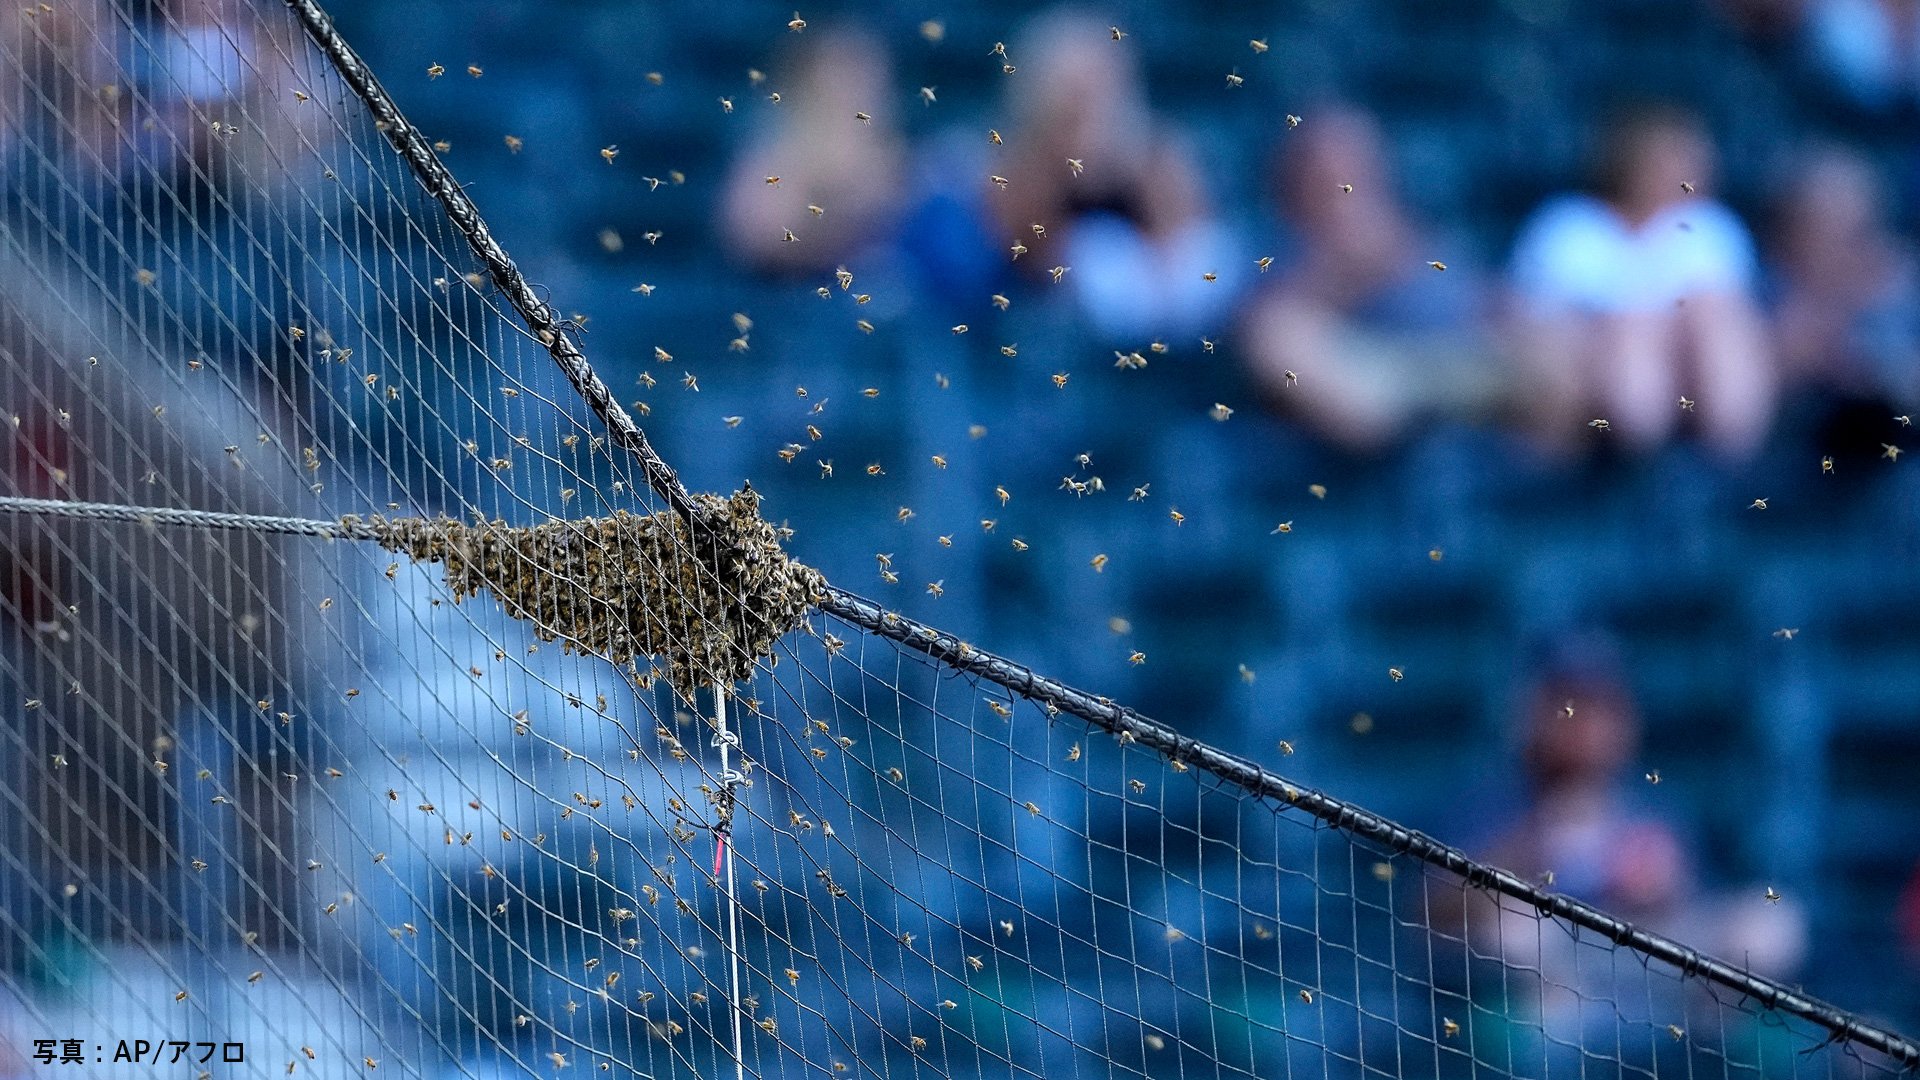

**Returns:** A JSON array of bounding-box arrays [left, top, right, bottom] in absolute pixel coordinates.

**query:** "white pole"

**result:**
[[714, 689, 747, 1080]]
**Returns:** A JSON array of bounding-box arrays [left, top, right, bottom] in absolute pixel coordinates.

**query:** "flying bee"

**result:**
[[898, 505, 915, 521], [720, 97, 733, 113], [1749, 497, 1768, 510], [1049, 265, 1069, 283], [953, 323, 970, 334], [601, 145, 618, 164], [1257, 255, 1274, 272], [1010, 538, 1029, 551], [1272, 522, 1292, 534], [938, 535, 953, 547], [1588, 418, 1610, 431], [1764, 886, 1782, 904], [427, 63, 444, 78], [1442, 1019, 1460, 1039], [1067, 157, 1084, 176], [1389, 667, 1405, 682], [1645, 770, 1661, 784], [1011, 242, 1027, 259], [1340, 183, 1353, 193], [855, 111, 872, 124], [819, 460, 834, 478], [1210, 403, 1233, 421], [866, 463, 884, 476], [1169, 508, 1185, 526], [981, 518, 996, 531], [1110, 25, 1126, 39], [1052, 372, 1069, 388], [919, 86, 937, 105], [1821, 456, 1833, 474], [1885, 444, 1904, 460], [926, 581, 943, 598], [1225, 72, 1244, 88], [990, 175, 1009, 188], [931, 454, 948, 468], [1251, 38, 1269, 52]]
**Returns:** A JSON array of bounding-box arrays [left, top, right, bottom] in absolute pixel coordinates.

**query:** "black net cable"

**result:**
[[271, 1, 1920, 1072]]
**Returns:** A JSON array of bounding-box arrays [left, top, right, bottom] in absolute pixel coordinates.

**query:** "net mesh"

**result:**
[[0, 2, 1913, 1078]]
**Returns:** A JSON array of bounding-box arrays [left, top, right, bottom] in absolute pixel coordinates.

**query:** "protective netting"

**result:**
[[0, 2, 1914, 1079]]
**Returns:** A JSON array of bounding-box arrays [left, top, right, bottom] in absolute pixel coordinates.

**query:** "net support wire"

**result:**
[[0, 489, 1914, 1069]]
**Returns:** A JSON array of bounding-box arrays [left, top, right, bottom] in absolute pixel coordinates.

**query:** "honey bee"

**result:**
[[427, 63, 444, 78], [1645, 769, 1661, 784], [1251, 38, 1269, 52], [1067, 158, 1084, 176], [1225, 72, 1244, 88], [1748, 497, 1768, 510], [866, 463, 884, 476], [1286, 113, 1303, 128], [953, 323, 969, 334], [1210, 403, 1233, 421], [819, 460, 833, 478], [1128, 651, 1146, 665], [601, 145, 618, 164], [931, 454, 948, 469], [938, 535, 953, 547], [1885, 443, 1904, 460], [1340, 183, 1353, 193], [1090, 554, 1109, 573], [1169, 508, 1185, 526], [1011, 538, 1029, 551], [1428, 260, 1447, 271], [788, 10, 806, 32], [720, 97, 733, 113], [1300, 990, 1313, 1004], [1271, 522, 1292, 534], [1764, 886, 1782, 904], [1588, 418, 1610, 431], [1388, 667, 1405, 682], [926, 581, 943, 598], [919, 86, 937, 106], [1110, 25, 1126, 40], [1442, 1018, 1460, 1038], [1049, 265, 1070, 283], [855, 111, 873, 124], [764, 175, 781, 186], [1257, 255, 1274, 272]]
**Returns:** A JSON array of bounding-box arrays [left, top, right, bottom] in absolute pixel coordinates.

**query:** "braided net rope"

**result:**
[[0, 2, 1913, 1079]]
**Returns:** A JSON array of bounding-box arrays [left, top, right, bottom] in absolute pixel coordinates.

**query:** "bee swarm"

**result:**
[[353, 488, 821, 695]]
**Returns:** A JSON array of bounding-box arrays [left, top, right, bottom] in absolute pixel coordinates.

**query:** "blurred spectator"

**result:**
[[1506, 107, 1777, 460], [1803, 0, 1920, 112], [1768, 144, 1920, 405], [719, 30, 905, 275], [995, 9, 1237, 340], [1239, 105, 1499, 452], [1468, 643, 1806, 980], [1482, 658, 1695, 929]]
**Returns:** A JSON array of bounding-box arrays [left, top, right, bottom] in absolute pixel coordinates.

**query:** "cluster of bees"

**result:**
[[353, 487, 822, 696]]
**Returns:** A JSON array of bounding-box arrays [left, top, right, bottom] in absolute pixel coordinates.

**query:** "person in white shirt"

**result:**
[[1507, 108, 1777, 460]]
